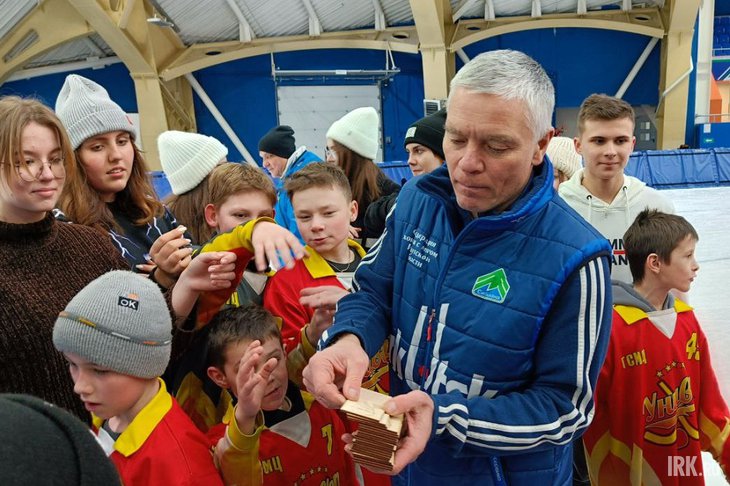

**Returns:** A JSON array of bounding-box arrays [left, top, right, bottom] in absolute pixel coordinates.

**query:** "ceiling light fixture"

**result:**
[[146, 13, 174, 28]]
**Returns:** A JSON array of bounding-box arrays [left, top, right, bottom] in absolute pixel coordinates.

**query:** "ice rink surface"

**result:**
[[658, 186, 729, 484]]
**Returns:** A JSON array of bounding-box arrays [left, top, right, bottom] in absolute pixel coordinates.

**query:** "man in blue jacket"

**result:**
[[259, 125, 322, 243], [303, 50, 613, 485]]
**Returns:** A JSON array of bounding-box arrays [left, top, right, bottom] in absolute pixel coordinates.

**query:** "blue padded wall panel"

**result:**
[[714, 149, 730, 182], [191, 54, 275, 165], [461, 28, 660, 108], [0, 63, 137, 112]]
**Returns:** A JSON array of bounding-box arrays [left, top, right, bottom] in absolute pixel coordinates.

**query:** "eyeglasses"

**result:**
[[14, 157, 65, 182], [325, 147, 337, 161]]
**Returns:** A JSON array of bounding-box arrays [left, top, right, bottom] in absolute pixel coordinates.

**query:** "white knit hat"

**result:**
[[158, 131, 228, 195], [55, 74, 137, 150], [546, 136, 582, 178], [326, 107, 379, 160]]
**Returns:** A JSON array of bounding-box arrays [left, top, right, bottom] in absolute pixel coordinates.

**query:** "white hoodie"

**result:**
[[558, 169, 675, 284]]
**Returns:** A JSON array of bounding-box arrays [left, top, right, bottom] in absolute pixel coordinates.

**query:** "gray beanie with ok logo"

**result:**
[[53, 271, 172, 379]]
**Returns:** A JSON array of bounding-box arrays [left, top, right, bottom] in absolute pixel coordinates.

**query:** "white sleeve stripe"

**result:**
[[578, 259, 604, 414], [572, 264, 588, 402], [435, 260, 607, 449], [359, 200, 395, 267], [437, 404, 582, 434], [441, 422, 577, 451], [438, 407, 581, 434], [353, 229, 383, 290]]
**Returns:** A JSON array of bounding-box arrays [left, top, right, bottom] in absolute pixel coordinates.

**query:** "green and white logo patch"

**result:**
[[472, 268, 510, 303]]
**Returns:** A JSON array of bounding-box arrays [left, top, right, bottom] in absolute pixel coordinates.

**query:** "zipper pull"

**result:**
[[426, 308, 436, 341]]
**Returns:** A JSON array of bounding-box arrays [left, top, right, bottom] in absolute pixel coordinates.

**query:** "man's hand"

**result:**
[[234, 340, 278, 435], [343, 390, 434, 475], [250, 221, 306, 272], [302, 334, 369, 408], [171, 251, 237, 318]]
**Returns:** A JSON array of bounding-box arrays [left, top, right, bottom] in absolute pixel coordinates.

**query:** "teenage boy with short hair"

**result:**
[[263, 163, 359, 350], [263, 163, 390, 486], [559, 94, 674, 284], [583, 209, 730, 485], [171, 162, 278, 432]]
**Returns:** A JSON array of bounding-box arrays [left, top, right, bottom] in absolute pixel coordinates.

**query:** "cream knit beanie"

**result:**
[[158, 130, 228, 195], [546, 136, 582, 178], [55, 74, 137, 150], [326, 107, 379, 160]]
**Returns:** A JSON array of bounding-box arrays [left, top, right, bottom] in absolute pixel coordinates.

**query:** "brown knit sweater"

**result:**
[[0, 213, 129, 420]]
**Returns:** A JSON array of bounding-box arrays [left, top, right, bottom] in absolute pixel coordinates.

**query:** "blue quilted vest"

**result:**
[[383, 161, 610, 485]]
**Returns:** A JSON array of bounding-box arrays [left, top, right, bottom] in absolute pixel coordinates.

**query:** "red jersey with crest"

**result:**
[[263, 240, 389, 395], [583, 299, 730, 485], [211, 385, 360, 486]]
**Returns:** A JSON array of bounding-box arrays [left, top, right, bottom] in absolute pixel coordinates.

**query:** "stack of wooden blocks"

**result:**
[[340, 388, 404, 471]]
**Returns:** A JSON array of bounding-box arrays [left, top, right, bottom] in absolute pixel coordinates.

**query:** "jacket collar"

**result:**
[[92, 378, 173, 457], [417, 156, 555, 232], [615, 299, 693, 325], [302, 239, 366, 278], [282, 146, 308, 177]]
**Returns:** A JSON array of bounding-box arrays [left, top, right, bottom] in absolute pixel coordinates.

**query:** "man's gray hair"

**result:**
[[448, 50, 555, 141]]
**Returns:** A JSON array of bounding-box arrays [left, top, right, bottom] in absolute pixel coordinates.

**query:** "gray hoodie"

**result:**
[[559, 169, 675, 284], [612, 280, 673, 311], [612, 280, 679, 338]]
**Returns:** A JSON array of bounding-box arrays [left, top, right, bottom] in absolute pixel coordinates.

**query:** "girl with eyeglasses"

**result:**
[[0, 96, 252, 426], [0, 95, 129, 420], [55, 75, 190, 289]]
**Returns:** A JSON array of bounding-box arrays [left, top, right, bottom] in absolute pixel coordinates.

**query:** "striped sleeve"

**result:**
[[430, 256, 612, 456]]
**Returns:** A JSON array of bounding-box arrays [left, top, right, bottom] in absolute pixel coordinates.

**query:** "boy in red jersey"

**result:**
[[584, 209, 729, 485], [263, 163, 389, 395], [206, 304, 360, 486], [53, 270, 224, 486]]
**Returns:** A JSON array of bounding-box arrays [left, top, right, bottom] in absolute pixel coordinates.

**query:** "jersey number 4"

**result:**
[[686, 333, 700, 360]]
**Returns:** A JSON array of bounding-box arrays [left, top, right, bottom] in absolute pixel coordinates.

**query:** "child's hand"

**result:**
[[234, 340, 279, 432], [251, 221, 306, 272], [348, 225, 361, 239], [300, 286, 350, 345], [299, 286, 350, 309], [181, 251, 237, 291], [307, 308, 335, 344], [171, 251, 237, 319], [147, 226, 193, 280]]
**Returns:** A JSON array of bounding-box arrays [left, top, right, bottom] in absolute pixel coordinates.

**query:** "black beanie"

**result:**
[[258, 125, 296, 159], [0, 394, 122, 486], [404, 108, 447, 160]]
